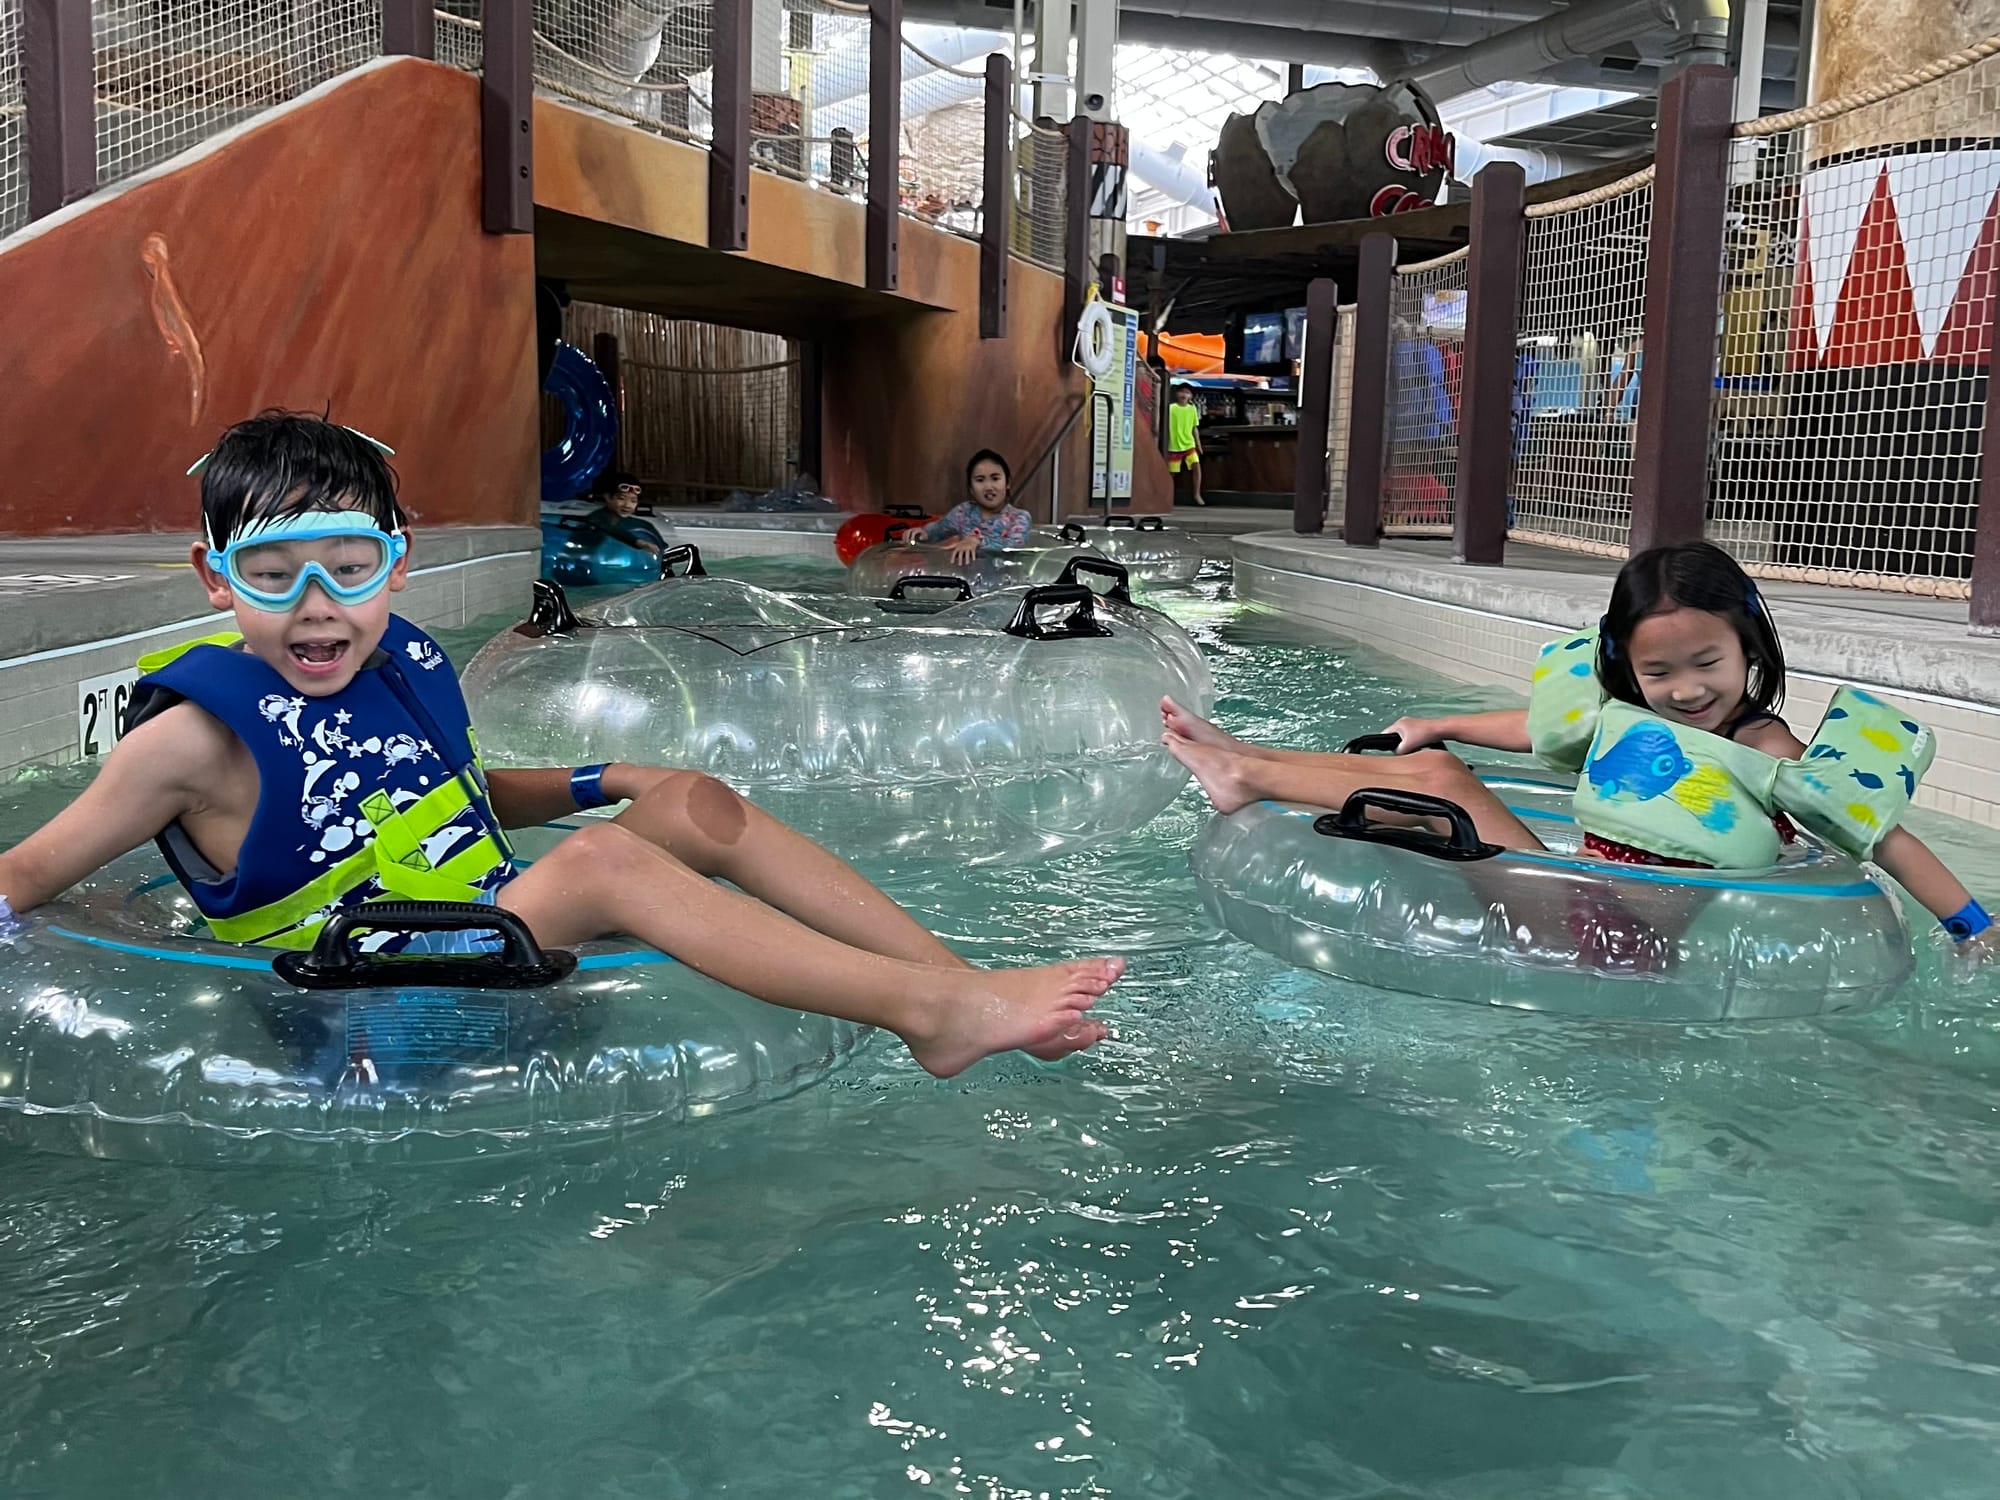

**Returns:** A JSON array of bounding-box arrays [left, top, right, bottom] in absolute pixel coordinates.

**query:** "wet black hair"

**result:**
[[199, 410, 404, 548], [603, 470, 641, 493], [1598, 541, 1786, 718], [965, 449, 1012, 488]]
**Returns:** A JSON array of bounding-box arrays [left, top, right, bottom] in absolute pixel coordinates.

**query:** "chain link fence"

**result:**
[[1711, 38, 2000, 596], [1505, 169, 1654, 555], [1014, 114, 1065, 269], [1384, 249, 1467, 536], [528, 0, 714, 145], [93, 0, 380, 189], [1, 0, 24, 239]]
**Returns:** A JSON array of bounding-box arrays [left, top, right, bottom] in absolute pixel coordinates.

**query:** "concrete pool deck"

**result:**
[[0, 526, 536, 776], [1233, 532, 2000, 830]]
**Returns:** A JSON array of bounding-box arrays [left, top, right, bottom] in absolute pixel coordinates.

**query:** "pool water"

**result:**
[[6, 556, 2000, 1499]]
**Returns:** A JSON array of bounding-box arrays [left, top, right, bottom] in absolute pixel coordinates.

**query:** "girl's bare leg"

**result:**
[[1165, 733, 1544, 852], [612, 770, 969, 969], [500, 823, 1121, 1076]]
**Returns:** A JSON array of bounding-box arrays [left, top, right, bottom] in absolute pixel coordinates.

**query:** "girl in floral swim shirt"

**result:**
[[917, 449, 1031, 565]]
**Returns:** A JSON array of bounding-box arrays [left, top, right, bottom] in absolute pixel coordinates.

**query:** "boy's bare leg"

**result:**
[[1164, 733, 1543, 852], [500, 823, 1122, 1076], [610, 770, 971, 969]]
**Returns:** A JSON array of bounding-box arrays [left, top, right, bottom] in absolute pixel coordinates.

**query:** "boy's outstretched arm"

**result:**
[[0, 705, 215, 913]]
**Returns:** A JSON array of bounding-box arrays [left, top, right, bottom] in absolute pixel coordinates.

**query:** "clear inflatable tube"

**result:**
[[588, 552, 1212, 701], [1189, 765, 1916, 1021], [0, 829, 866, 1164], [463, 572, 1214, 864], [845, 530, 1109, 597], [1060, 517, 1204, 587]]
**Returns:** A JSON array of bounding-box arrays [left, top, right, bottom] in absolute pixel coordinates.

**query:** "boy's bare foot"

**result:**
[[1163, 733, 1258, 814], [1160, 696, 1246, 751], [907, 958, 1126, 1078]]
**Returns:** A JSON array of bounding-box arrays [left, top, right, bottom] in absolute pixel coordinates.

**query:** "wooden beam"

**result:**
[[867, 0, 902, 289], [980, 54, 1010, 339], [382, 0, 434, 59], [21, 0, 96, 219], [1063, 116, 1092, 357], [1453, 160, 1526, 566], [1342, 233, 1396, 548], [480, 0, 533, 233], [1630, 65, 1735, 553], [708, 0, 752, 251], [1293, 276, 1338, 534]]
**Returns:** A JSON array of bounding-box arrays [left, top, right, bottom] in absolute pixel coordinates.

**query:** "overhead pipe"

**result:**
[[1411, 0, 1730, 104], [899, 0, 1522, 51]]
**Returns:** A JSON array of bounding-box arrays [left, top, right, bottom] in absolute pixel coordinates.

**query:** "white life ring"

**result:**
[[1075, 301, 1117, 378]]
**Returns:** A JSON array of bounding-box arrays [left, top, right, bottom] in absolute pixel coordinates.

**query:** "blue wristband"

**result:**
[[569, 764, 612, 810], [1942, 898, 1992, 943]]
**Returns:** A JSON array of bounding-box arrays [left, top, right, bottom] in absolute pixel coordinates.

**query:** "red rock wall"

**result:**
[[0, 59, 538, 536]]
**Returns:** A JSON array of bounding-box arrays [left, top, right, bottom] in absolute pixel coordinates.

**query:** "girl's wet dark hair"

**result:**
[[1598, 541, 1786, 718], [965, 448, 1012, 488], [199, 410, 405, 548]]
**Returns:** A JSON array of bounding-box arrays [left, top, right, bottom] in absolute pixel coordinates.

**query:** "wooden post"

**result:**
[[1293, 277, 1339, 535], [709, 0, 752, 251], [1343, 233, 1396, 548], [480, 0, 533, 233], [798, 340, 824, 483], [980, 55, 1010, 339], [1630, 65, 1735, 553], [867, 0, 901, 289], [382, 0, 434, 59], [1454, 160, 1527, 566], [1063, 116, 1092, 359], [21, 0, 96, 219]]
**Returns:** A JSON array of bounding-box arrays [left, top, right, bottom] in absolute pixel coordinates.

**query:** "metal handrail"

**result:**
[[1015, 392, 1088, 521]]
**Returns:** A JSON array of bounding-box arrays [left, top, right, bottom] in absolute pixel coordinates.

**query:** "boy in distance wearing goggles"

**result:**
[[0, 412, 1121, 1077]]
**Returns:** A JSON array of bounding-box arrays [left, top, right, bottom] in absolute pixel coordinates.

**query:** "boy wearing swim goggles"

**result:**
[[0, 412, 1121, 1077]]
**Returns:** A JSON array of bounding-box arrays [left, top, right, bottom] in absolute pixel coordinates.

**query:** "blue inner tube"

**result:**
[[542, 341, 620, 503], [540, 512, 666, 589]]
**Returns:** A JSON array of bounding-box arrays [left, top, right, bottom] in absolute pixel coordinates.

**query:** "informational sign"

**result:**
[[77, 667, 138, 759], [1090, 302, 1139, 501]]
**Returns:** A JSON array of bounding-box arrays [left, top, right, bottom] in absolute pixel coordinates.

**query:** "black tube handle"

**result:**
[[660, 543, 707, 578], [1135, 515, 1166, 531], [883, 522, 915, 542], [1003, 584, 1114, 640], [887, 574, 974, 601], [884, 504, 928, 518], [1105, 515, 1136, 529], [1058, 522, 1087, 545], [272, 902, 579, 990], [1054, 555, 1133, 603], [1341, 732, 1404, 754], [1311, 789, 1500, 863], [522, 578, 586, 637]]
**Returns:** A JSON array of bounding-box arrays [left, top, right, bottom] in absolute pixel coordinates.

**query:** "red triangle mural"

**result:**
[[1932, 182, 2000, 364], [1825, 165, 1924, 366], [1788, 203, 1819, 370]]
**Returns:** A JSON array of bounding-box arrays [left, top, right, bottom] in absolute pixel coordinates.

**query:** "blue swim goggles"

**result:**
[[205, 509, 408, 612]]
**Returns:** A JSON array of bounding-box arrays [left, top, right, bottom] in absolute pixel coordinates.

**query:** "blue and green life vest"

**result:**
[[126, 616, 515, 948]]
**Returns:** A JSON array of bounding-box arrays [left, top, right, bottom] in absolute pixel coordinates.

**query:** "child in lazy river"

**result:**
[[915, 449, 1032, 565], [0, 412, 1121, 1074], [1164, 541, 1994, 955]]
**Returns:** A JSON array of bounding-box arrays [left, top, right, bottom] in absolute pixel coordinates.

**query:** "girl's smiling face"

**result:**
[[1622, 606, 1750, 733]]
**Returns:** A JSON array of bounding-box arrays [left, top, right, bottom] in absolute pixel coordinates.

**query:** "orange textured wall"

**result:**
[[819, 243, 1092, 519], [0, 59, 538, 537]]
